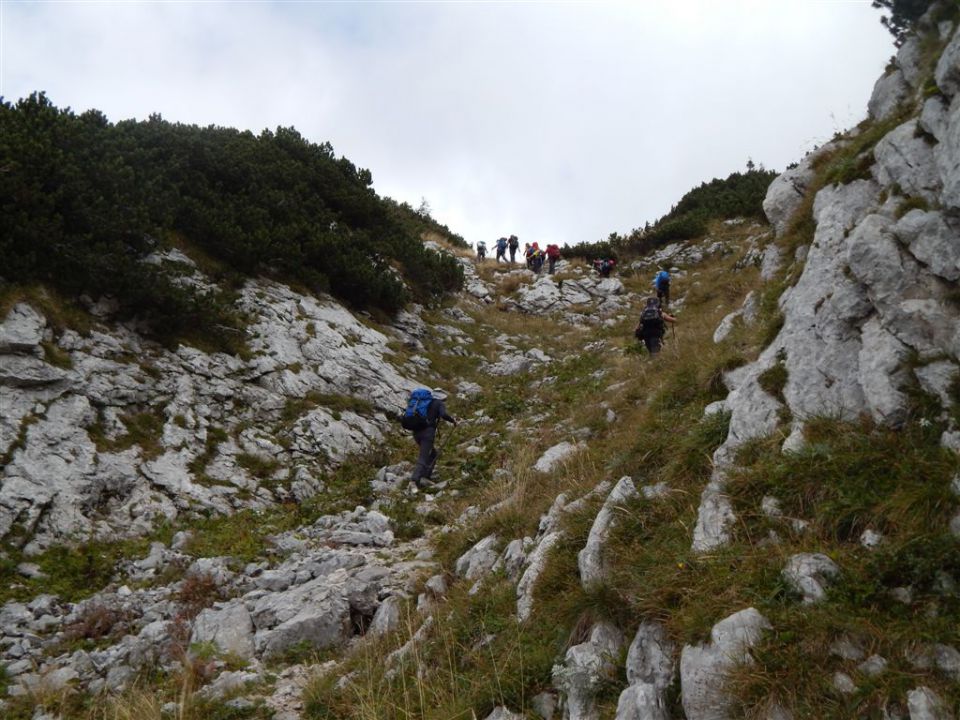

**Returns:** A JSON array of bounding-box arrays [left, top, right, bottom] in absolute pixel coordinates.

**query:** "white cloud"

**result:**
[[2, 0, 894, 246]]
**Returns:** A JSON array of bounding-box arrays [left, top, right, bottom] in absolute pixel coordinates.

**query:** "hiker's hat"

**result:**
[[431, 387, 448, 401]]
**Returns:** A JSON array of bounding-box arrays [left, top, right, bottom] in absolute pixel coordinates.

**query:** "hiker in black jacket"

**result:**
[[635, 297, 676, 356], [410, 388, 458, 489]]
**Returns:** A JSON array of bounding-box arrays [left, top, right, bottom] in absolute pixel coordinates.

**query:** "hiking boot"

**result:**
[[416, 477, 439, 491]]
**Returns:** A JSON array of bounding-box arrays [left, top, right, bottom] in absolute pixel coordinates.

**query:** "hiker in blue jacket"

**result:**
[[496, 237, 508, 263], [407, 388, 458, 489], [653, 268, 671, 308]]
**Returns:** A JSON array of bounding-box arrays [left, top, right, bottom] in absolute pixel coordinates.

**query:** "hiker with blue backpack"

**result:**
[[401, 387, 458, 489], [496, 237, 508, 262], [653, 268, 671, 308]]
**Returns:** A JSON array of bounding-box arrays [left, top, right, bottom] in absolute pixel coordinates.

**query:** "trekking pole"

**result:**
[[427, 420, 459, 475]]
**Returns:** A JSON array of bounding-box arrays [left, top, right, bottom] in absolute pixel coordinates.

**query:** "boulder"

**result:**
[[0, 303, 45, 353], [680, 608, 771, 720], [368, 595, 403, 638]]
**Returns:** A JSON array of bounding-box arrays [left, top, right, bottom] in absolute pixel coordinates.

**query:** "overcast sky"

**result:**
[[2, 1, 895, 247]]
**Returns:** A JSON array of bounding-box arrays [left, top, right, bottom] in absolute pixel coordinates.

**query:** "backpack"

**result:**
[[400, 389, 433, 431], [509, 236, 519, 249], [655, 271, 670, 290], [639, 306, 664, 337]]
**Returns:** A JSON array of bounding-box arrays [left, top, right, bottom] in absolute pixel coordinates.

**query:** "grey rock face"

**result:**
[[191, 602, 256, 659], [505, 274, 629, 318], [868, 69, 912, 121], [680, 608, 771, 720], [614, 684, 669, 720], [0, 279, 418, 552], [873, 120, 942, 204], [552, 622, 624, 720], [0, 303, 46, 353], [625, 622, 675, 690], [935, 27, 960, 97], [368, 595, 403, 638], [936, 83, 960, 211], [895, 209, 960, 282], [763, 160, 817, 236], [579, 477, 639, 590]]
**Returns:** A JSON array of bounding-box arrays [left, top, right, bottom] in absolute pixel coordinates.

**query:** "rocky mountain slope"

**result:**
[[3, 5, 960, 720]]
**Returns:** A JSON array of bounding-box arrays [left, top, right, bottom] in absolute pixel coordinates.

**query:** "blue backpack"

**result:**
[[401, 389, 433, 431], [655, 270, 670, 290]]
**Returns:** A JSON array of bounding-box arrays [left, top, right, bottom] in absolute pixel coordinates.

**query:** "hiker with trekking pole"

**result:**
[[634, 297, 676, 357], [400, 387, 458, 490]]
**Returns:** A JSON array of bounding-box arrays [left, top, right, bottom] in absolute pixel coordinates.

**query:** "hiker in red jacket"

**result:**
[[546, 244, 561, 274]]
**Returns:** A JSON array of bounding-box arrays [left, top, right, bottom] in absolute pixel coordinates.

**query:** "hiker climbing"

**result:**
[[530, 243, 545, 274], [546, 243, 561, 274], [653, 267, 671, 307], [496, 237, 508, 263], [476, 240, 487, 262], [634, 297, 676, 356], [524, 242, 533, 269], [508, 235, 519, 263], [401, 387, 458, 490], [593, 257, 617, 278]]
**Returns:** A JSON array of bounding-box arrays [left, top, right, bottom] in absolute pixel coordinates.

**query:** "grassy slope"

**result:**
[[303, 217, 959, 719]]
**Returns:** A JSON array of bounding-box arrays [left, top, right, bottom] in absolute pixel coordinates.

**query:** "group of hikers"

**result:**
[[475, 236, 562, 275], [401, 267, 676, 487], [476, 235, 521, 263]]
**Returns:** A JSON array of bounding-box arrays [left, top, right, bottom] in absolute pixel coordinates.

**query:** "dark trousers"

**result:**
[[548, 257, 557, 274], [657, 285, 670, 307], [643, 334, 663, 355], [411, 426, 438, 481], [509, 248, 517, 263]]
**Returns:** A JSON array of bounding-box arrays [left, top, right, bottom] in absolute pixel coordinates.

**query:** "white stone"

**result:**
[[860, 529, 883, 549], [833, 672, 857, 695], [782, 553, 840, 604], [907, 686, 953, 720], [680, 608, 771, 720], [517, 532, 562, 622], [615, 683, 669, 720], [455, 534, 500, 581], [552, 622, 624, 720], [534, 441, 584, 473], [0, 303, 45, 352], [579, 477, 639, 590]]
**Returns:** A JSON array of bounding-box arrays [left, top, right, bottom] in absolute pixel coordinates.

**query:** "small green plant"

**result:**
[[236, 453, 281, 480], [757, 362, 788, 403]]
